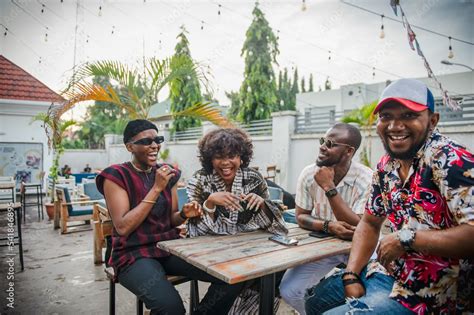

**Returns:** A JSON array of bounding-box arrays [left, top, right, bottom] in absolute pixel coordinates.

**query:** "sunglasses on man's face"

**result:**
[[319, 137, 353, 149], [130, 136, 164, 146]]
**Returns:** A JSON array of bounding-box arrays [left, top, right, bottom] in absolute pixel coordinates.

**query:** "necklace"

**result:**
[[130, 161, 153, 173]]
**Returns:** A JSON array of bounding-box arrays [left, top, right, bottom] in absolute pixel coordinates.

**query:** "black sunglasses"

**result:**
[[130, 136, 164, 146], [320, 137, 353, 149]]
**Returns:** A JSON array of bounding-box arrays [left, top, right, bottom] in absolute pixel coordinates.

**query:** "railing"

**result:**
[[170, 127, 203, 141], [295, 95, 474, 134], [239, 119, 273, 136]]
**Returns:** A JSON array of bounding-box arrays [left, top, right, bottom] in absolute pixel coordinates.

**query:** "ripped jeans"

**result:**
[[304, 266, 414, 315]]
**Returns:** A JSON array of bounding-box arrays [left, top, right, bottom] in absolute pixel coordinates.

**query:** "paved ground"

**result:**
[[1, 198, 297, 314]]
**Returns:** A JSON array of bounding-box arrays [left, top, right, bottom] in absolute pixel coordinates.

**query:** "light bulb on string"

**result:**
[[372, 67, 375, 80], [44, 30, 48, 42], [301, 0, 307, 11], [201, 21, 204, 30], [448, 36, 454, 59], [276, 30, 280, 41], [98, 6, 102, 17], [111, 26, 115, 35], [39, 57, 42, 64], [3, 28, 7, 37], [379, 15, 385, 39], [41, 4, 45, 13], [218, 4, 221, 15], [328, 50, 331, 62], [86, 35, 89, 43]]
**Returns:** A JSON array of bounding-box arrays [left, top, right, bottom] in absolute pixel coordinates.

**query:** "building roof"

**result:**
[[0, 55, 64, 103]]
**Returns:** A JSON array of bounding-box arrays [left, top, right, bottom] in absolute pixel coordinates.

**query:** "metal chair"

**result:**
[[20, 171, 45, 222], [264, 165, 277, 182]]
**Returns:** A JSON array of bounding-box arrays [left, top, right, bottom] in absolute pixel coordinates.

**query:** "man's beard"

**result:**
[[382, 128, 430, 161]]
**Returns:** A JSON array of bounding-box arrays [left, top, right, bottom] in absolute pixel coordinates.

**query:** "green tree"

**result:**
[[238, 4, 279, 123], [341, 101, 377, 167], [278, 68, 293, 110], [301, 77, 306, 93], [226, 90, 241, 120], [309, 73, 314, 92], [170, 26, 203, 131], [325, 77, 332, 90]]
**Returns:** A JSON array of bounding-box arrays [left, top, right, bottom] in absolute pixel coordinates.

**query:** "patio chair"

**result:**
[[268, 186, 288, 211], [55, 186, 95, 234], [93, 203, 112, 265], [264, 165, 277, 181]]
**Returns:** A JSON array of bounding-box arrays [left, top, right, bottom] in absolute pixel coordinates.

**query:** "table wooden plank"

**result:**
[[208, 238, 351, 284], [157, 227, 351, 284]]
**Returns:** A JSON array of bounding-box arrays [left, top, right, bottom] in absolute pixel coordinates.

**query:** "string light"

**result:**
[[98, 5, 102, 17], [111, 25, 115, 35], [44, 30, 48, 42], [301, 0, 307, 11], [328, 50, 331, 62], [3, 27, 7, 37], [218, 4, 221, 15], [38, 57, 42, 63], [201, 21, 204, 30], [379, 14, 385, 39], [86, 35, 89, 43], [448, 36, 454, 59], [372, 67, 375, 79], [41, 4, 45, 13], [276, 30, 280, 41]]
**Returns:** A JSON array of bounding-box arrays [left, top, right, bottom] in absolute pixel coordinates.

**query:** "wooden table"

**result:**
[[157, 224, 351, 314]]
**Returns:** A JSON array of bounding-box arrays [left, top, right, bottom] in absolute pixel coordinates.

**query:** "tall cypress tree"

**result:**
[[309, 73, 314, 92], [170, 25, 202, 131], [301, 77, 306, 93], [238, 4, 279, 123]]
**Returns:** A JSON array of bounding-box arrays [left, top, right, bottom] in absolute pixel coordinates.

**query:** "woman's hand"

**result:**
[[153, 165, 175, 192], [241, 193, 265, 211], [207, 192, 242, 211], [182, 201, 203, 218]]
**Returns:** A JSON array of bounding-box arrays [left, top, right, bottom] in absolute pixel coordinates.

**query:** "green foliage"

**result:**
[[277, 68, 293, 110], [170, 26, 203, 131], [301, 77, 306, 93], [31, 114, 75, 201], [309, 74, 314, 92], [159, 148, 170, 161], [237, 4, 279, 123], [341, 101, 378, 167], [325, 77, 332, 90], [226, 90, 241, 120]]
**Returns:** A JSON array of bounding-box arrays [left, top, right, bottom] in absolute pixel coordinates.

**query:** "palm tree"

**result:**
[[55, 55, 230, 126], [341, 101, 377, 167]]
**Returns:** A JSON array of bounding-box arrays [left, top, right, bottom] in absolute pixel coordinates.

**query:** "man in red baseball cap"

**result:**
[[305, 78, 474, 314]]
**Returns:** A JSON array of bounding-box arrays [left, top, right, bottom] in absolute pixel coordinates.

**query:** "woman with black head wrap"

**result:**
[[96, 119, 246, 315]]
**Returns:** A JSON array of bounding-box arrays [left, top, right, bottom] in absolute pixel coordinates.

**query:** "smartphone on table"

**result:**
[[268, 234, 299, 246], [308, 231, 331, 239]]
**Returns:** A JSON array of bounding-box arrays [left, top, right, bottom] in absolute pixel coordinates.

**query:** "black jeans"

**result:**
[[118, 256, 246, 315]]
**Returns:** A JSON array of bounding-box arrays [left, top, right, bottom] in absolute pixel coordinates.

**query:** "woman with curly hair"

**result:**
[[186, 127, 288, 236], [186, 127, 288, 314]]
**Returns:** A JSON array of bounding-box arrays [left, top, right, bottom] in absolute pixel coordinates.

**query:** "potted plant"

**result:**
[[31, 113, 75, 222]]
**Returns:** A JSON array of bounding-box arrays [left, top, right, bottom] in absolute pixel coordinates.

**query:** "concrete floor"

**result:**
[[1, 199, 297, 314]]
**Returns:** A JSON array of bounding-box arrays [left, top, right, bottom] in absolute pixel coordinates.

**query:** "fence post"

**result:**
[[104, 134, 116, 167], [270, 111, 298, 190]]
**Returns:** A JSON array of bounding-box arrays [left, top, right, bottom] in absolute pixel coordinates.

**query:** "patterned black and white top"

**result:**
[[186, 167, 288, 237]]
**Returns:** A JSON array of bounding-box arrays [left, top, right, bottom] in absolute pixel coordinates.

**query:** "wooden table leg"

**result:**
[[259, 273, 275, 315], [53, 201, 60, 229]]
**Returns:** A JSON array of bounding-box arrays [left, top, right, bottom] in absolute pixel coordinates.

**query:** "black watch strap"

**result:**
[[325, 188, 338, 198]]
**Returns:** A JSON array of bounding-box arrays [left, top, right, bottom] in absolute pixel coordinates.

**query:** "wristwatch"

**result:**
[[325, 188, 338, 198], [397, 227, 416, 252]]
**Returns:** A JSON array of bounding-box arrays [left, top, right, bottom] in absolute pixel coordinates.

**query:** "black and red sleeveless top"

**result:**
[[96, 162, 180, 275]]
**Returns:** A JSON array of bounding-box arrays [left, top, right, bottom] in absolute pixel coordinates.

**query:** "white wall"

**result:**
[[0, 99, 54, 186], [60, 150, 108, 173]]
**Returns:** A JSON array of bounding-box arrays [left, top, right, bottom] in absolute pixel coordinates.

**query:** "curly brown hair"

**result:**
[[198, 128, 254, 174]]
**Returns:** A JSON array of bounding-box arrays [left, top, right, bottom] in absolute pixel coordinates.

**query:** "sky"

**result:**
[[0, 0, 473, 119]]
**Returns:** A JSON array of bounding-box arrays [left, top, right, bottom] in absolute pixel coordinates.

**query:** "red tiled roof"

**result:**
[[0, 55, 64, 103]]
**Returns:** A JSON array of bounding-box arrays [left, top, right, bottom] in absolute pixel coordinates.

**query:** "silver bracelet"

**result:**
[[203, 200, 216, 213]]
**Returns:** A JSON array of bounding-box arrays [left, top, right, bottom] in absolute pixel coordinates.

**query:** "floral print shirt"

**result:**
[[366, 131, 474, 314]]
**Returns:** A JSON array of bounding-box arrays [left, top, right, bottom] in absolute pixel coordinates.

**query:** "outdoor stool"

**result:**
[[0, 202, 24, 271], [105, 267, 199, 315], [20, 182, 44, 222]]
